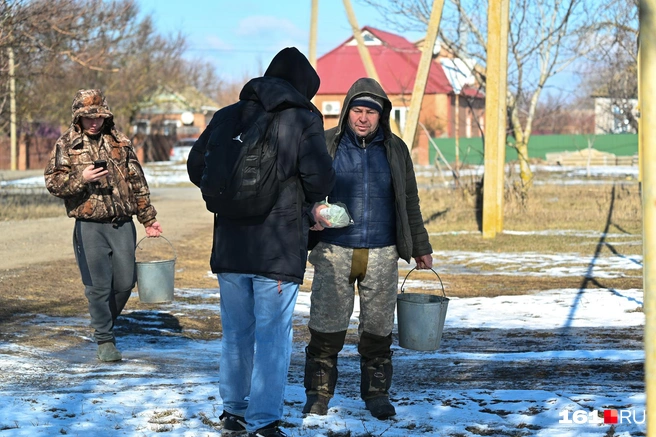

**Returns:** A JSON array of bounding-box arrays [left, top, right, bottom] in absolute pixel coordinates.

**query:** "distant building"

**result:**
[[591, 67, 638, 135], [131, 86, 220, 140], [315, 26, 485, 165]]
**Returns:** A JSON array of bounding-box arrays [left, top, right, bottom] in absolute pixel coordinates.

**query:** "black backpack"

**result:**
[[200, 105, 282, 219]]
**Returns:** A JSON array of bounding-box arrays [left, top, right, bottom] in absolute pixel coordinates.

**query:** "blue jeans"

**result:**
[[217, 273, 299, 432]]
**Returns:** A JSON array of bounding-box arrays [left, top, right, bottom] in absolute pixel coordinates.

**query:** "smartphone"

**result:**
[[93, 160, 107, 171]]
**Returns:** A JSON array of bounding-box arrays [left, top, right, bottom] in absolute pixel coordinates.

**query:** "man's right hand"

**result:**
[[82, 165, 108, 183], [310, 203, 331, 231]]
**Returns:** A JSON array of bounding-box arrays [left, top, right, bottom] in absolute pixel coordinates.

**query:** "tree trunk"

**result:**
[[515, 138, 533, 190]]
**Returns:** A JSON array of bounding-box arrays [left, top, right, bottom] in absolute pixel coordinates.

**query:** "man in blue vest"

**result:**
[[303, 77, 433, 419]]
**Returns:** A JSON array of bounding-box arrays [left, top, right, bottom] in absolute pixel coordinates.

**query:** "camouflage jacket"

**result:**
[[44, 125, 157, 226]]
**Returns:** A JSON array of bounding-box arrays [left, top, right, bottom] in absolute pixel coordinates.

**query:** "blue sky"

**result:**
[[136, 0, 425, 82]]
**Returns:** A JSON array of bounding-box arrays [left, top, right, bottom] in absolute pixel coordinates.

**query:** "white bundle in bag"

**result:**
[[319, 201, 353, 228]]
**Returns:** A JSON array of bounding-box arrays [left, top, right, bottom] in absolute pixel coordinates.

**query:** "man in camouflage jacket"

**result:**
[[44, 89, 162, 362]]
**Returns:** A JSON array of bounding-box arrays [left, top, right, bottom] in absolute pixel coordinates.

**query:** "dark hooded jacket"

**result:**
[[187, 47, 335, 284], [320, 77, 432, 263], [44, 89, 157, 226]]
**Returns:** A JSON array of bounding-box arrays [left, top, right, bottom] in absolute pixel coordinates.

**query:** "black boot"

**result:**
[[302, 353, 337, 415], [303, 329, 345, 415], [359, 332, 395, 420], [360, 355, 396, 419]]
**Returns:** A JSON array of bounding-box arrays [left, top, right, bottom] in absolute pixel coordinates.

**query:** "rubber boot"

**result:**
[[359, 331, 395, 419], [302, 354, 336, 415], [360, 355, 395, 419], [303, 329, 346, 415]]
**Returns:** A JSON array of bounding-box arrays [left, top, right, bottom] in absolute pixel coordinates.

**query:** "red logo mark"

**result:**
[[604, 409, 618, 424]]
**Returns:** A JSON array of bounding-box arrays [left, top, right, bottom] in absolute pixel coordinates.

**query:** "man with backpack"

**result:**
[[187, 47, 335, 437]]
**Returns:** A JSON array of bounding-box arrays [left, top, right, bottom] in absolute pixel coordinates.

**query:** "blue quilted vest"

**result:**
[[319, 127, 396, 248]]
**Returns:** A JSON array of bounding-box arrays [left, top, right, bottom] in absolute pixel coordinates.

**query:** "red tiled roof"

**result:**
[[317, 26, 453, 96]]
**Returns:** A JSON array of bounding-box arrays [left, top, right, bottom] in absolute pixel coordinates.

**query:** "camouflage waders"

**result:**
[[304, 242, 398, 418]]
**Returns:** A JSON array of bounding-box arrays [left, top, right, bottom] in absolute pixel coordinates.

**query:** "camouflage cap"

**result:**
[[71, 89, 113, 121]]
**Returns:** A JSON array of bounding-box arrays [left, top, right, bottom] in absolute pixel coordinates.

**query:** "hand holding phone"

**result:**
[[84, 160, 108, 183]]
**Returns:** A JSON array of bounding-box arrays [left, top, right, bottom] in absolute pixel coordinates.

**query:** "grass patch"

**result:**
[[418, 181, 641, 234], [0, 188, 65, 221]]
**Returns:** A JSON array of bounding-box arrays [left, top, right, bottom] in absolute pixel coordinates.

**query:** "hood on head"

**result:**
[[264, 47, 320, 100], [336, 77, 392, 140], [71, 89, 114, 126]]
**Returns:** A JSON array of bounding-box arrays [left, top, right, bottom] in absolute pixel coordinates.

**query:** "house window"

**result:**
[[466, 114, 472, 138], [363, 33, 376, 43], [134, 120, 150, 135], [346, 30, 381, 46], [162, 120, 178, 136], [392, 107, 407, 133]]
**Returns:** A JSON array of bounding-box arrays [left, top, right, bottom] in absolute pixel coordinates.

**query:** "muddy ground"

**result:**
[[0, 185, 645, 436]]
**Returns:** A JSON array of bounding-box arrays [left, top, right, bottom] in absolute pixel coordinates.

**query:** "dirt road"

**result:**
[[0, 187, 212, 271]]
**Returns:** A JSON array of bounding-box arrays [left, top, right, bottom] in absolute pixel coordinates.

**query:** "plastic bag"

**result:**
[[319, 201, 354, 228]]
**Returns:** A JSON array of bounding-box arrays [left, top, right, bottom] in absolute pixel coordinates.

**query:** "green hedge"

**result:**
[[429, 133, 638, 165]]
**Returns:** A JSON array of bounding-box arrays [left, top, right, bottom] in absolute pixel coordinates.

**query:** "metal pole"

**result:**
[[482, 0, 509, 238], [640, 1, 656, 434], [9, 46, 16, 171], [401, 0, 445, 153], [342, 0, 380, 83], [309, 0, 318, 68]]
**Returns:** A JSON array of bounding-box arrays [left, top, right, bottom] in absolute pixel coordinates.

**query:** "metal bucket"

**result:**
[[396, 268, 449, 351], [135, 236, 176, 303]]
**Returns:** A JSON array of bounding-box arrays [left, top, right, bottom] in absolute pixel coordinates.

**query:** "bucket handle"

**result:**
[[400, 267, 445, 297], [136, 235, 177, 261]]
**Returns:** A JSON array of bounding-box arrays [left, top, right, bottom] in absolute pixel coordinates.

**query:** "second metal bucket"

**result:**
[[135, 236, 176, 303], [396, 267, 449, 351]]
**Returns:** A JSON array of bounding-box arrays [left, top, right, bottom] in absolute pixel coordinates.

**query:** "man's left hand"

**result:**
[[145, 221, 163, 237], [414, 254, 433, 270]]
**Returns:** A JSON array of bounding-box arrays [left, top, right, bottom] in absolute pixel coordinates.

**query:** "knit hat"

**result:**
[[71, 89, 113, 122], [349, 95, 384, 113]]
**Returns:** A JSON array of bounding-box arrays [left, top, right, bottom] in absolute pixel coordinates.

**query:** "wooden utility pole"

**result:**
[[309, 0, 318, 68], [455, 94, 460, 169], [639, 44, 643, 184], [482, 0, 509, 239], [495, 0, 509, 231], [341, 0, 405, 136], [342, 0, 380, 83], [401, 0, 445, 154], [640, 1, 656, 435], [9, 47, 16, 171]]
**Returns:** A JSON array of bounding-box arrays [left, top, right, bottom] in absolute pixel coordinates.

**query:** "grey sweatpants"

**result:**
[[308, 242, 399, 337], [73, 219, 137, 343]]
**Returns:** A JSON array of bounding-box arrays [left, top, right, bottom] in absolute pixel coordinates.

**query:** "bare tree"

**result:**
[[531, 92, 594, 135], [0, 0, 223, 135], [362, 0, 594, 192], [577, 0, 638, 134]]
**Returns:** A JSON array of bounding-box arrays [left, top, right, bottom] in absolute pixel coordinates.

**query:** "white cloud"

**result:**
[[235, 15, 306, 40], [203, 35, 232, 51]]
